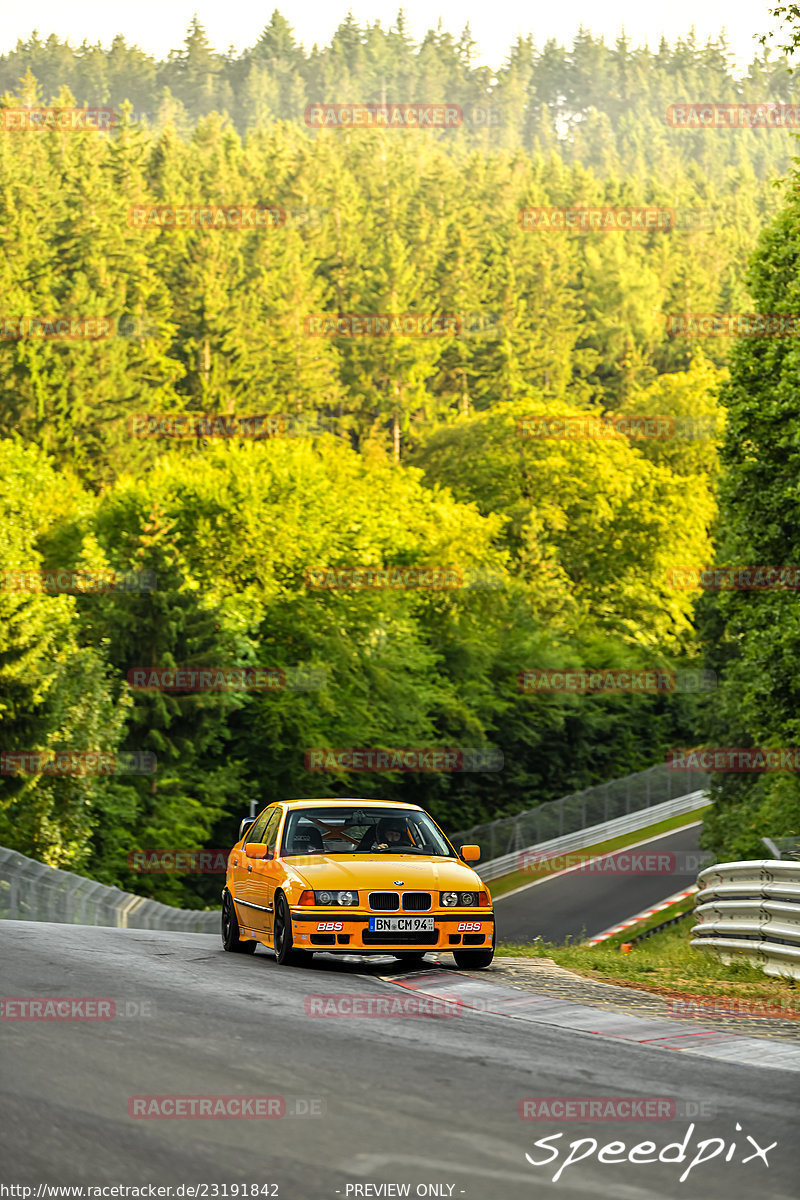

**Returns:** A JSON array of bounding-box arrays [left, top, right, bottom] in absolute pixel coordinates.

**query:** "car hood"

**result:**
[[286, 855, 484, 892]]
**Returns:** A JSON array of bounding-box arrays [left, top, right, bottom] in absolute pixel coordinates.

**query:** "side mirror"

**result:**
[[245, 842, 272, 860], [460, 844, 480, 862], [239, 818, 255, 841]]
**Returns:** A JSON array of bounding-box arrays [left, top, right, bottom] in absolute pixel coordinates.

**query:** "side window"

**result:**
[[245, 806, 274, 845], [263, 809, 282, 854]]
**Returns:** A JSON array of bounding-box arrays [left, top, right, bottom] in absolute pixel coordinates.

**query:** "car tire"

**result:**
[[273, 891, 303, 966], [221, 891, 257, 954]]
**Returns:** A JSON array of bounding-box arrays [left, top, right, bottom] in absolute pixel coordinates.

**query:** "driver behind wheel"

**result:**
[[374, 817, 412, 849]]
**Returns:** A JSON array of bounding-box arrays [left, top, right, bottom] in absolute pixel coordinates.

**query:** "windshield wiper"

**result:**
[[381, 847, 438, 855]]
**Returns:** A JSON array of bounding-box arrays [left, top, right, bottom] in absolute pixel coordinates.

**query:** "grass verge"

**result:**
[[497, 897, 800, 1009]]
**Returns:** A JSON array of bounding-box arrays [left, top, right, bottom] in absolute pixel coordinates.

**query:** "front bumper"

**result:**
[[290, 909, 494, 953]]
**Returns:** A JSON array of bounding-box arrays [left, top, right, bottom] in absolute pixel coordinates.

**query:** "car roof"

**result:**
[[275, 798, 424, 812]]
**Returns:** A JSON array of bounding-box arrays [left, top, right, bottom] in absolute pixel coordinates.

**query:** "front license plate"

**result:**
[[368, 917, 435, 932]]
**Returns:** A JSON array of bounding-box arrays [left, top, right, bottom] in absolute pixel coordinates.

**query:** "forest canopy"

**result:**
[[0, 13, 795, 902]]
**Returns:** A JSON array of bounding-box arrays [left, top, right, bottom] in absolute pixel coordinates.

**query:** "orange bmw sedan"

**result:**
[[222, 798, 494, 968]]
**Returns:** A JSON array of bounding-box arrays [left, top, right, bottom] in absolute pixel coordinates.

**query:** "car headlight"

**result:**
[[440, 891, 480, 906], [314, 889, 359, 906]]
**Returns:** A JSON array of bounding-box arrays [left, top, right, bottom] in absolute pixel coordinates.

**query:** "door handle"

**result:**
[[247, 864, 253, 872]]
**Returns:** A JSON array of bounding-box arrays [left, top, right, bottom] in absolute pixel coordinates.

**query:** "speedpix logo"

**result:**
[[523, 1121, 775, 1184]]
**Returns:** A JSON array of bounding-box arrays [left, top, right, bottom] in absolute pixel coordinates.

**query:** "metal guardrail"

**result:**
[[691, 860, 800, 980], [449, 763, 709, 863], [0, 846, 218, 932], [475, 789, 710, 883], [761, 836, 800, 861]]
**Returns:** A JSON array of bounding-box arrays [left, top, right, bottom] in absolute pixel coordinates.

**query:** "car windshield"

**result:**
[[280, 807, 455, 857]]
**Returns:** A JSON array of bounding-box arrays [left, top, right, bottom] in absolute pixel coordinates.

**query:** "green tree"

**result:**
[[0, 440, 127, 868], [700, 186, 800, 860]]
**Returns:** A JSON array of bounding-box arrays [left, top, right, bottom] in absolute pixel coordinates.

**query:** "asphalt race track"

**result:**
[[495, 825, 705, 944], [1, 919, 797, 1200]]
